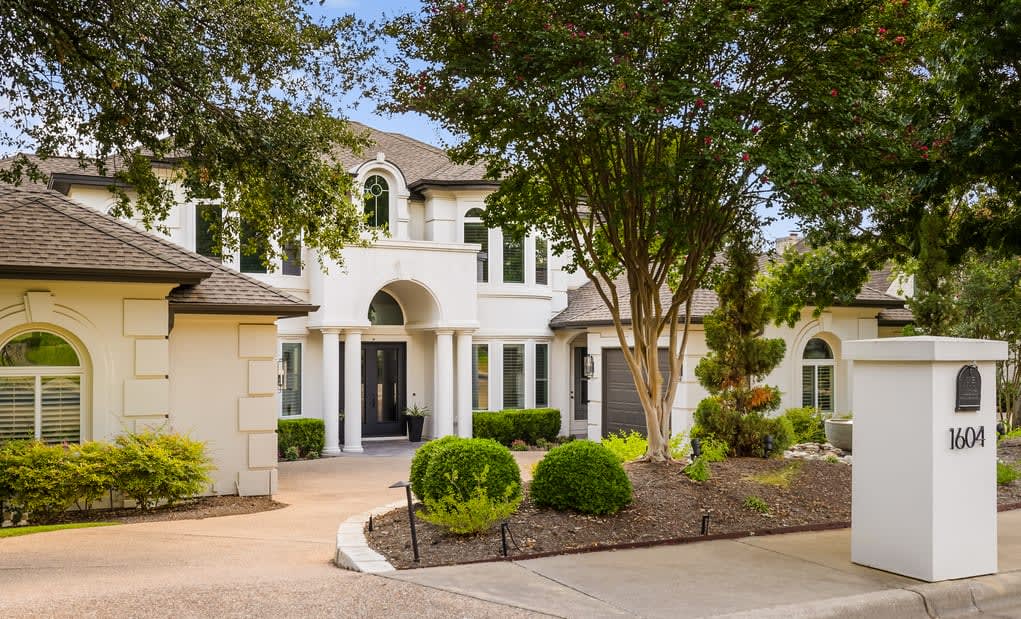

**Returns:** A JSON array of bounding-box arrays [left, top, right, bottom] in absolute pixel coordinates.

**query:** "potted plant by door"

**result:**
[[404, 404, 430, 442]]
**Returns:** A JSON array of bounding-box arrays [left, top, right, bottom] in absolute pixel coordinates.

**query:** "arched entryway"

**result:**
[[801, 337, 835, 412]]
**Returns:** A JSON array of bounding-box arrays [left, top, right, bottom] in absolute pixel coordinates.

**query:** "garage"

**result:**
[[601, 348, 674, 437]]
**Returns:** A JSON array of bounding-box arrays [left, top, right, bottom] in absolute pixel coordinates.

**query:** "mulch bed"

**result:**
[[367, 440, 1021, 570], [17, 496, 287, 527]]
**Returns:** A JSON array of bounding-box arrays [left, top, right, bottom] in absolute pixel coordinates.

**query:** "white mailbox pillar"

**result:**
[[845, 336, 1007, 582]]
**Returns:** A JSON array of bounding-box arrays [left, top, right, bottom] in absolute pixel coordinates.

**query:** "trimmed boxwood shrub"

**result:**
[[530, 440, 632, 515], [277, 418, 325, 459], [112, 432, 213, 510], [473, 408, 560, 446], [409, 435, 463, 500], [421, 438, 522, 503]]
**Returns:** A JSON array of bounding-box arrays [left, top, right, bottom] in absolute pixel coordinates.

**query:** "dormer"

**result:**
[[352, 154, 411, 240]]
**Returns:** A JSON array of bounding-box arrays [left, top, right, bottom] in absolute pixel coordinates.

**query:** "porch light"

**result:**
[[583, 354, 596, 379]]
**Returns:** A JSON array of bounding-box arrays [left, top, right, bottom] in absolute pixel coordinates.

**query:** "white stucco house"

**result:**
[[1, 122, 912, 468]]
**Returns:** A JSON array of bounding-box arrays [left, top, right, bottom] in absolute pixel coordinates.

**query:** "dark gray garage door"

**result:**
[[602, 348, 673, 438]]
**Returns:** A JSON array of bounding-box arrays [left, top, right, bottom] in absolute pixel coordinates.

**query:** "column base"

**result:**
[[342, 444, 364, 453], [321, 447, 342, 457]]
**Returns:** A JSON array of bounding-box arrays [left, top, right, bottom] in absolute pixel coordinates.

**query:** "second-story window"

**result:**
[[535, 236, 548, 285], [364, 175, 389, 229], [195, 205, 221, 261], [464, 208, 488, 283], [503, 231, 524, 284], [240, 220, 267, 274], [282, 241, 301, 276]]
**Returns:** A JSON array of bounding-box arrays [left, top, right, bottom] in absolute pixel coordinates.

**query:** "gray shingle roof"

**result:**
[[0, 184, 315, 317]]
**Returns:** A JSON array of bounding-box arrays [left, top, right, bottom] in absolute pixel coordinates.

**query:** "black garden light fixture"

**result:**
[[389, 480, 420, 562], [691, 437, 702, 459], [998, 422, 1007, 439], [763, 434, 774, 459]]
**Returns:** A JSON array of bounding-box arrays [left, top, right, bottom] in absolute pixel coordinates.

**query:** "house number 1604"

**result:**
[[949, 426, 986, 450]]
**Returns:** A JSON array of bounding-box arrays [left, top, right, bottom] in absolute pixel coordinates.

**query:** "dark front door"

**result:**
[[573, 347, 589, 423], [362, 342, 407, 437]]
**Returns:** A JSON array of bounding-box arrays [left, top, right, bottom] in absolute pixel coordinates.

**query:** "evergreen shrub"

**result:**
[[422, 438, 521, 503], [530, 440, 632, 515], [277, 418, 325, 459], [409, 435, 463, 500], [472, 408, 560, 445]]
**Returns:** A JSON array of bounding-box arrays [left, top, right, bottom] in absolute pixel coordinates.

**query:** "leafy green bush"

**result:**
[[699, 437, 729, 463], [111, 432, 213, 510], [510, 439, 528, 451], [68, 442, 116, 510], [409, 435, 463, 500], [998, 461, 1020, 485], [694, 398, 794, 457], [782, 407, 827, 444], [419, 468, 522, 534], [277, 418, 325, 459], [530, 440, 632, 515], [472, 408, 560, 446], [602, 430, 648, 463], [744, 495, 769, 514], [683, 456, 711, 482], [0, 441, 80, 523], [422, 438, 521, 503]]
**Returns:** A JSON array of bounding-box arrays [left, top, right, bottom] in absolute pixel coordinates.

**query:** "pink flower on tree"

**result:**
[[742, 153, 750, 162], [704, 136, 713, 145], [830, 88, 838, 97], [695, 98, 705, 108]]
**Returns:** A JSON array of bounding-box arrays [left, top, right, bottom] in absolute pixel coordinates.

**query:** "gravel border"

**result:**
[[334, 500, 405, 573]]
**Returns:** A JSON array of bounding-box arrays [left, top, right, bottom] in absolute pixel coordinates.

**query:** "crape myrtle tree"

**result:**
[[0, 0, 375, 263], [387, 0, 918, 460]]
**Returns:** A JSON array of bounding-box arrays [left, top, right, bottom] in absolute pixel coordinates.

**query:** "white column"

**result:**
[[321, 329, 341, 456], [343, 329, 363, 453], [456, 331, 473, 437], [434, 330, 455, 437]]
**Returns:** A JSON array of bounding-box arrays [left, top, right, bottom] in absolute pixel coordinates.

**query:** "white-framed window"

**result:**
[[503, 231, 524, 284], [472, 343, 489, 410], [0, 331, 84, 443], [280, 342, 302, 417], [363, 174, 390, 229], [195, 204, 222, 261], [464, 208, 489, 283], [503, 343, 525, 409], [535, 343, 549, 408], [535, 237, 549, 286], [801, 337, 834, 412]]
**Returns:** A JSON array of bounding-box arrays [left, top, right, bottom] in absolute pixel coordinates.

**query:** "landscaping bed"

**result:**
[[367, 440, 1021, 569], [7, 495, 286, 528]]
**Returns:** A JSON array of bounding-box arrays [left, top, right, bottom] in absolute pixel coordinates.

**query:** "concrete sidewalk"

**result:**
[[386, 509, 1021, 618]]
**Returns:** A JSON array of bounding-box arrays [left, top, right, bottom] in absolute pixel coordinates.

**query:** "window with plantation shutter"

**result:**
[[464, 208, 488, 283], [535, 237, 548, 285], [503, 344, 525, 409], [280, 343, 302, 417], [801, 338, 834, 413], [0, 331, 83, 443], [472, 343, 489, 410], [282, 242, 301, 276], [503, 232, 524, 283], [535, 343, 549, 407]]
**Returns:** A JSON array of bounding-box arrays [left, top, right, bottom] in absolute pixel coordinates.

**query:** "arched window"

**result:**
[[0, 331, 84, 443], [368, 291, 405, 326], [463, 208, 488, 283], [363, 175, 390, 229], [801, 337, 834, 412]]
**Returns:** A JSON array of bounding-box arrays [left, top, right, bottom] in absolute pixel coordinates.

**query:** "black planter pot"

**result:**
[[407, 416, 425, 442]]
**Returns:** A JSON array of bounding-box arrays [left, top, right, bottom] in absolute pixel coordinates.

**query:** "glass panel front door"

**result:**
[[362, 343, 406, 436]]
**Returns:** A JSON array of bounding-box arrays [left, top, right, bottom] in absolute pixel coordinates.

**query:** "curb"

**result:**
[[334, 500, 405, 574], [710, 570, 1021, 618]]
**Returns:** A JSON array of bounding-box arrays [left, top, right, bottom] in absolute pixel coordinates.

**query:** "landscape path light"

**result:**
[[389, 480, 420, 562]]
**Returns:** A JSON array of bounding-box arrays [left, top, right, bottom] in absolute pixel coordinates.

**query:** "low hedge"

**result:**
[[277, 418, 325, 459], [410, 435, 463, 500], [530, 440, 632, 515], [421, 438, 522, 503], [0, 432, 213, 523], [473, 408, 560, 446]]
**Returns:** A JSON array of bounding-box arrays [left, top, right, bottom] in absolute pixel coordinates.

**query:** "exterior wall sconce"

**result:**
[[583, 354, 596, 380]]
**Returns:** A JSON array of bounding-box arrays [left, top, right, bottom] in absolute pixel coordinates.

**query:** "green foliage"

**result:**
[[68, 442, 117, 510], [743, 496, 770, 514], [746, 462, 802, 489], [0, 442, 80, 523], [1005, 427, 1021, 440], [782, 407, 827, 444], [998, 462, 1020, 486], [421, 438, 521, 504], [510, 439, 529, 451], [409, 436, 463, 501], [111, 432, 213, 510], [699, 437, 730, 463], [284, 446, 300, 462], [602, 431, 649, 463], [530, 441, 632, 515], [668, 432, 690, 460], [825, 455, 840, 464], [694, 399, 793, 457], [683, 457, 711, 483], [419, 470, 522, 535], [535, 437, 551, 450], [472, 408, 560, 446], [387, 0, 916, 462], [763, 243, 874, 329], [277, 418, 325, 460], [0, 522, 118, 539], [0, 1, 378, 266]]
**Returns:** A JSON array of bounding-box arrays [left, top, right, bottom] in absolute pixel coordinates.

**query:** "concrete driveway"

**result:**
[[0, 443, 547, 618]]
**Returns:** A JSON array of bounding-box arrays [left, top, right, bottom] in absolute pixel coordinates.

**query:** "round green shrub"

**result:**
[[421, 438, 521, 503], [409, 435, 463, 500], [530, 440, 632, 515]]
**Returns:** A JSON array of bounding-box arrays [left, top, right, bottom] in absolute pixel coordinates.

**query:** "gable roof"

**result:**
[[550, 267, 909, 330], [0, 183, 316, 317]]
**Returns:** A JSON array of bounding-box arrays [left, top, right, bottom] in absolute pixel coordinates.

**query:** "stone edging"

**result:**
[[334, 500, 404, 574]]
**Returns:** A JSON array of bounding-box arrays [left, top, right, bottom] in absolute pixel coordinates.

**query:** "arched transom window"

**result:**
[[363, 175, 390, 229], [0, 331, 84, 443], [801, 337, 834, 412], [368, 291, 405, 326]]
